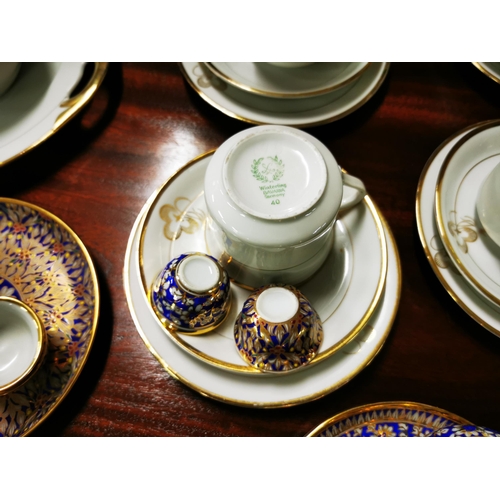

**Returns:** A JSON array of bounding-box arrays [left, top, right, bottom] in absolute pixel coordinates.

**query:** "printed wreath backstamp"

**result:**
[[0, 203, 96, 436]]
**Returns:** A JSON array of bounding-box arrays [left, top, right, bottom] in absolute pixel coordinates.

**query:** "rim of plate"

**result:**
[[179, 62, 389, 128], [416, 119, 500, 336], [305, 401, 473, 436], [204, 62, 371, 99], [0, 197, 100, 436], [0, 62, 108, 169], [136, 152, 387, 376], [124, 205, 401, 408], [435, 119, 500, 308], [472, 62, 500, 85]]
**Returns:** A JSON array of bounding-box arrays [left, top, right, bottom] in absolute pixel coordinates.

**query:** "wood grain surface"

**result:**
[[2, 62, 500, 437]]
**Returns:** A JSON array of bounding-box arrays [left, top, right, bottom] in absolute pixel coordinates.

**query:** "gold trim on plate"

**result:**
[[435, 119, 500, 308], [124, 203, 401, 408], [0, 62, 108, 169], [305, 401, 472, 436], [136, 153, 388, 376], [204, 62, 372, 99], [179, 63, 390, 128], [0, 197, 100, 435], [472, 62, 500, 85], [416, 119, 500, 336]]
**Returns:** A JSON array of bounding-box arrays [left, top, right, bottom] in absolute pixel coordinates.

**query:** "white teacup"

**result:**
[[0, 62, 21, 97], [0, 296, 46, 395], [204, 125, 366, 287], [477, 161, 500, 247]]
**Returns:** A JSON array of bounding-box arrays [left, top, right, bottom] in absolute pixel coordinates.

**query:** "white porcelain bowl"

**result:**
[[0, 296, 46, 395], [204, 125, 366, 287], [0, 62, 21, 97]]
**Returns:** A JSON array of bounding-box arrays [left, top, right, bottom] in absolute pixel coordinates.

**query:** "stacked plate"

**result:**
[[124, 149, 402, 408], [416, 119, 500, 336], [180, 62, 389, 128]]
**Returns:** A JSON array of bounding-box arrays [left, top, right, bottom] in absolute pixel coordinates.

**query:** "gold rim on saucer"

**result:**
[[124, 204, 401, 408], [179, 62, 390, 128], [435, 119, 500, 308], [472, 62, 500, 85], [204, 62, 371, 99], [0, 198, 100, 436], [136, 152, 387, 376], [306, 401, 472, 436], [0, 62, 108, 169], [416, 119, 500, 336]]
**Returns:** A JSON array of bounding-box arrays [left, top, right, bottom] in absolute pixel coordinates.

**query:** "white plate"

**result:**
[[180, 62, 389, 128], [435, 120, 500, 308], [416, 120, 500, 336], [205, 62, 370, 99], [0, 62, 107, 168], [137, 152, 387, 375], [473, 62, 500, 85], [125, 201, 401, 407]]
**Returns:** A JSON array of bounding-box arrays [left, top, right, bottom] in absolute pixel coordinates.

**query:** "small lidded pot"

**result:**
[[234, 284, 322, 373], [151, 252, 231, 334], [0, 296, 47, 395]]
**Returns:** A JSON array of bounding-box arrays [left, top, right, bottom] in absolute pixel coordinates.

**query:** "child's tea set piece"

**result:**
[[151, 252, 231, 334], [234, 284, 323, 373], [204, 125, 366, 288], [0, 296, 47, 396]]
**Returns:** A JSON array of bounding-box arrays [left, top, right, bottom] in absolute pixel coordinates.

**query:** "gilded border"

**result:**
[[472, 62, 500, 85], [179, 62, 389, 128], [204, 62, 371, 99], [123, 192, 401, 408], [435, 119, 500, 308], [0, 197, 100, 435], [416, 119, 500, 336], [305, 401, 472, 436], [136, 153, 388, 376], [0, 62, 108, 169]]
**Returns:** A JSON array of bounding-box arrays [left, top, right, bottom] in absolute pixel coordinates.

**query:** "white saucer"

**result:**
[[125, 201, 400, 407], [473, 62, 500, 85], [137, 152, 387, 375], [436, 120, 500, 308], [180, 62, 389, 127], [205, 62, 370, 99], [416, 120, 500, 337], [0, 62, 107, 168]]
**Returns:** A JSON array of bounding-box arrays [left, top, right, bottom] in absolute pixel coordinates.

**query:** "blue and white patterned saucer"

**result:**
[[0, 199, 99, 436], [307, 402, 472, 437]]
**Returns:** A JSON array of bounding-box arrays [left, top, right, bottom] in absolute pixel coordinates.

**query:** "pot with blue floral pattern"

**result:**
[[151, 253, 231, 334], [234, 284, 323, 372]]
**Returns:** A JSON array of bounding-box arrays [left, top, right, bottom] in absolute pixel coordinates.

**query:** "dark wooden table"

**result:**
[[3, 62, 500, 437]]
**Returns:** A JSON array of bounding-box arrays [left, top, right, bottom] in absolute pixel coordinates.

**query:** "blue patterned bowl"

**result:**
[[430, 424, 500, 437], [151, 253, 231, 334], [234, 284, 323, 372]]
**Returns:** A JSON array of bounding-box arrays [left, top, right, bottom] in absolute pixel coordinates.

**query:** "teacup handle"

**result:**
[[339, 172, 366, 212]]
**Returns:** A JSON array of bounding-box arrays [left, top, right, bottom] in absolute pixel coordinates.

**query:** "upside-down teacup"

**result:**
[[204, 125, 366, 288]]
